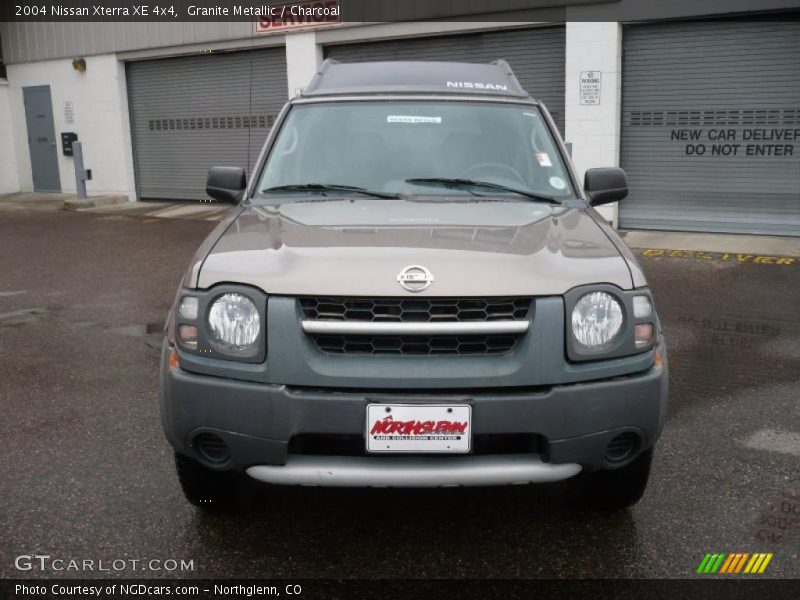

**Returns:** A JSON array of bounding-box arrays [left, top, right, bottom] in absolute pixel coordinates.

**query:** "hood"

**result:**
[[194, 198, 633, 296]]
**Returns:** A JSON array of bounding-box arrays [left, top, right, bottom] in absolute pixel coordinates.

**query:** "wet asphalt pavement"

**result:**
[[0, 208, 798, 580]]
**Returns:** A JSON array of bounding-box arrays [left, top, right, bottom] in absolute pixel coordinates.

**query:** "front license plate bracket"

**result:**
[[365, 403, 472, 453]]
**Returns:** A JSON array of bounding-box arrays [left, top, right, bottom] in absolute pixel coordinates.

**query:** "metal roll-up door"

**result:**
[[324, 27, 566, 134], [620, 21, 800, 236], [127, 48, 287, 200]]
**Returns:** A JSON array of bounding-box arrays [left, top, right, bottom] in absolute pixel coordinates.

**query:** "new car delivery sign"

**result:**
[[256, 1, 341, 33]]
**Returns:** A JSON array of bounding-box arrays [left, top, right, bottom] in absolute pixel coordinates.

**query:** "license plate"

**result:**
[[366, 404, 472, 453]]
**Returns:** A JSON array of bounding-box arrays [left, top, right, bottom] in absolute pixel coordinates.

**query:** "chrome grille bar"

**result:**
[[301, 320, 529, 336]]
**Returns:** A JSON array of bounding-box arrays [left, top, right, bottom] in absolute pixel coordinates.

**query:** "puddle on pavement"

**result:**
[[0, 307, 48, 326], [107, 322, 163, 337], [106, 322, 164, 350], [96, 215, 134, 222], [751, 491, 800, 546], [663, 304, 800, 417], [1, 309, 163, 349]]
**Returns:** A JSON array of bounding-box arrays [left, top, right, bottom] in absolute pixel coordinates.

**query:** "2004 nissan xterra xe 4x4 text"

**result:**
[[160, 60, 668, 510]]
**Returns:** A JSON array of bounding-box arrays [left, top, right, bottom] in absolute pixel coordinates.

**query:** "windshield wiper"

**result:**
[[405, 178, 561, 204], [261, 183, 400, 199]]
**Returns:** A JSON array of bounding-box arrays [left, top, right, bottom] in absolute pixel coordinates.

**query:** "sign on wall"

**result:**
[[62, 100, 75, 124], [255, 0, 341, 34], [580, 71, 601, 105], [671, 127, 797, 158]]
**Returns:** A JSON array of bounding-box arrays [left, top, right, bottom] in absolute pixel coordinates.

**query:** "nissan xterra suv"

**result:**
[[160, 60, 668, 510]]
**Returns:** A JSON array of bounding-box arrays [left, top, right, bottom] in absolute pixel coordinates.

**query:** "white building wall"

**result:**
[[564, 22, 622, 225], [6, 54, 137, 200], [0, 79, 20, 194], [285, 31, 322, 97], [4, 22, 628, 218]]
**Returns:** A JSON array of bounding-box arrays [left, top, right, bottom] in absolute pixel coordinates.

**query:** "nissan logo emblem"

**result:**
[[397, 265, 434, 293]]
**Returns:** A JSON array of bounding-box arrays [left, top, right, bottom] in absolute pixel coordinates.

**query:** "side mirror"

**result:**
[[584, 167, 628, 207], [206, 166, 247, 204]]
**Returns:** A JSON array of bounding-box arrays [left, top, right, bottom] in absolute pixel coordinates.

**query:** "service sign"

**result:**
[[255, 0, 342, 34]]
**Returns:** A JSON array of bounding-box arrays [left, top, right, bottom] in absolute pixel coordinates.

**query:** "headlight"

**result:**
[[207, 293, 261, 354], [571, 291, 624, 349]]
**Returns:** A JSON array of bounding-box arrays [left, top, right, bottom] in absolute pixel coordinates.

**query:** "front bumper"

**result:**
[[247, 455, 582, 487], [160, 339, 668, 485]]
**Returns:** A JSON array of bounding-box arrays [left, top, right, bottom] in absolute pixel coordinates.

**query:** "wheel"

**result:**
[[570, 448, 654, 510], [174, 453, 241, 510]]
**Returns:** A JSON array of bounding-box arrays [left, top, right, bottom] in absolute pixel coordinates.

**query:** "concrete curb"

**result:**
[[63, 195, 128, 211]]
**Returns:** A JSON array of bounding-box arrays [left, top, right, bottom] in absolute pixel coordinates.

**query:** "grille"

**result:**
[[300, 297, 532, 323], [300, 297, 532, 356], [313, 333, 521, 355]]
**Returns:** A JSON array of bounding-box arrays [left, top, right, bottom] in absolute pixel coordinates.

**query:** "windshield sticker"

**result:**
[[387, 116, 442, 124], [549, 176, 566, 190], [535, 152, 553, 167]]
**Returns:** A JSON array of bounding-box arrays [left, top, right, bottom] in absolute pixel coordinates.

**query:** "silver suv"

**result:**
[[160, 60, 668, 510]]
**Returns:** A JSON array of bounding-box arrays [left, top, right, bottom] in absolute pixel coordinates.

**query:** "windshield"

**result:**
[[257, 101, 574, 200]]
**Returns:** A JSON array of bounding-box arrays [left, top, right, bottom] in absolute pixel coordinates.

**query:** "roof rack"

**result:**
[[301, 59, 530, 99]]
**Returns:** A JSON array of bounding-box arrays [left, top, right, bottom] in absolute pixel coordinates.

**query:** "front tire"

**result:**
[[174, 453, 241, 510], [571, 448, 654, 510]]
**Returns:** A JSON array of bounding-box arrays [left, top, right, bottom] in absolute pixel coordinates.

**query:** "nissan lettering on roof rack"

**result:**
[[160, 59, 667, 510], [446, 81, 510, 90]]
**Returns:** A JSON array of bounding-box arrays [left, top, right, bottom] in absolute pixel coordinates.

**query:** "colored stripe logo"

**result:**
[[696, 553, 773, 574]]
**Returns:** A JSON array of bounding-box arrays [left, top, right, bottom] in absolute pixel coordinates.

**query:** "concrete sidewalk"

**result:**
[[82, 200, 234, 221], [0, 194, 232, 221], [0, 191, 127, 211]]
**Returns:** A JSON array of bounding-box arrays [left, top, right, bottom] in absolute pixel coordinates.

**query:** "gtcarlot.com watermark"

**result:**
[[15, 554, 195, 573]]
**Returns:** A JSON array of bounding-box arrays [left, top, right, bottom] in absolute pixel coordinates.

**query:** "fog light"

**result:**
[[193, 432, 230, 464], [605, 432, 639, 463], [635, 323, 654, 347], [178, 324, 198, 349]]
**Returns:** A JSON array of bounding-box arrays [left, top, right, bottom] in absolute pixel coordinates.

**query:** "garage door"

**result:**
[[620, 21, 800, 236], [127, 48, 287, 200], [325, 27, 566, 134]]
